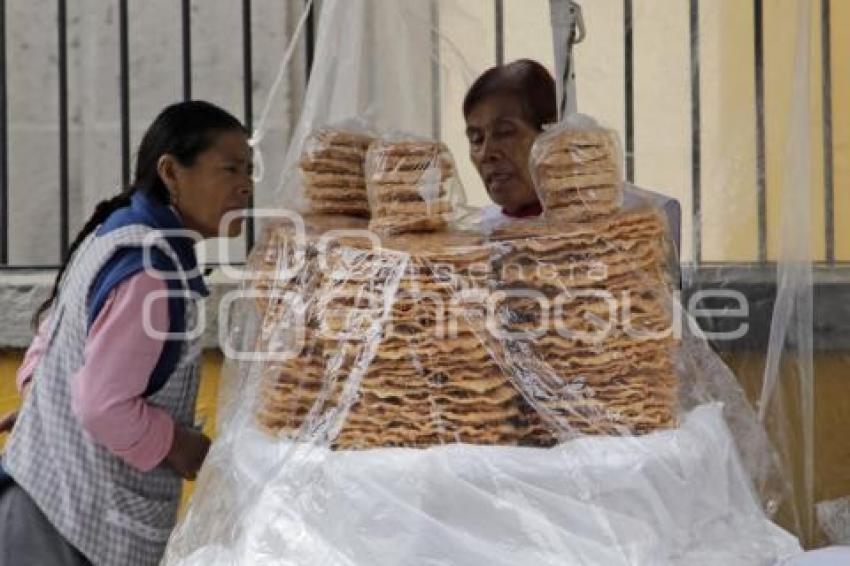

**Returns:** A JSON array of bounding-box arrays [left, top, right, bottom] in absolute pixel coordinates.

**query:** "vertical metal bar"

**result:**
[[181, 0, 192, 101], [241, 0, 253, 142], [494, 0, 504, 66], [0, 0, 8, 265], [58, 0, 69, 260], [430, 0, 441, 140], [689, 0, 701, 264], [119, 0, 130, 187], [822, 0, 834, 264], [305, 0, 315, 82], [242, 0, 254, 251], [624, 0, 634, 182], [754, 0, 767, 262]]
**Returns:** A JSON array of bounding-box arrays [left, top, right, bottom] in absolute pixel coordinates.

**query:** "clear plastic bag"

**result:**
[[299, 121, 376, 217], [530, 113, 625, 221], [365, 134, 466, 236], [248, 201, 678, 449], [481, 205, 678, 441]]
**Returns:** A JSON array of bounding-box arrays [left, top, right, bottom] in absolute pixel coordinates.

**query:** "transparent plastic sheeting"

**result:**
[[163, 405, 798, 566], [165, 0, 843, 560], [163, 197, 799, 565], [164, 182, 797, 564]]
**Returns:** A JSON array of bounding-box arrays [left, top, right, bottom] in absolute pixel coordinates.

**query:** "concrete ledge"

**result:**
[[683, 263, 850, 351], [2, 264, 850, 351], [1, 271, 58, 348], [0, 270, 239, 350]]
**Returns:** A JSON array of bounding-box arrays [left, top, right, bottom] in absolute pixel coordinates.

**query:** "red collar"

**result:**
[[502, 202, 543, 218]]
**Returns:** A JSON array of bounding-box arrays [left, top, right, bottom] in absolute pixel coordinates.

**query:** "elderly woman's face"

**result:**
[[465, 93, 540, 214], [167, 130, 254, 238]]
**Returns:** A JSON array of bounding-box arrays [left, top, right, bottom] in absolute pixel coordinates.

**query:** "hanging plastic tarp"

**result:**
[[162, 0, 847, 562]]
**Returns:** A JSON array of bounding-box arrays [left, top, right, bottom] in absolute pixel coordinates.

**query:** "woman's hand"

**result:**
[[165, 425, 211, 480], [0, 381, 32, 434], [0, 411, 17, 434]]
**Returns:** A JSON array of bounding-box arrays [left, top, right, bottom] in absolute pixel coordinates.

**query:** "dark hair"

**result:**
[[462, 58, 557, 131], [32, 100, 245, 329]]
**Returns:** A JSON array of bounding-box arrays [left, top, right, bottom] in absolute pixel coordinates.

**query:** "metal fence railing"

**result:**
[[0, 0, 840, 269], [0, 0, 317, 270]]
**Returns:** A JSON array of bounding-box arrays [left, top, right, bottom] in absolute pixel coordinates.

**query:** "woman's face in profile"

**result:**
[[169, 129, 254, 238], [465, 93, 541, 214]]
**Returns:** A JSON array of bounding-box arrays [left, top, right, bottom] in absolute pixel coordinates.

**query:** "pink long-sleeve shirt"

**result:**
[[16, 272, 174, 472]]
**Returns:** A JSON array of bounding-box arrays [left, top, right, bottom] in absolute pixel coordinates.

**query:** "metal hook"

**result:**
[[570, 1, 586, 44]]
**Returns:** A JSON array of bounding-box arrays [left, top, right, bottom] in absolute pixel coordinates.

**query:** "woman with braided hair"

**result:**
[[0, 100, 252, 565]]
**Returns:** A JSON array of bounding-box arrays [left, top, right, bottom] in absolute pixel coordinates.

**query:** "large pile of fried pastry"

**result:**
[[251, 210, 677, 448]]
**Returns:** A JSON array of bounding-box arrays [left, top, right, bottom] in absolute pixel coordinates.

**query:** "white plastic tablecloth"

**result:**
[[165, 403, 802, 565]]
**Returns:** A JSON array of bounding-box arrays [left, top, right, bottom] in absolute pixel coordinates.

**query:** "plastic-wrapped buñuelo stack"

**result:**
[[530, 114, 624, 222], [251, 211, 678, 446], [365, 136, 459, 235], [488, 207, 678, 442], [300, 127, 375, 217]]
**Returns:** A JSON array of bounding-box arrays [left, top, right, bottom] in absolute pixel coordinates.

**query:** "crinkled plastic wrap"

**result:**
[[816, 497, 850, 546], [245, 210, 675, 448], [163, 198, 800, 564], [365, 134, 466, 236], [480, 207, 678, 440], [166, 407, 796, 565], [299, 122, 376, 218], [530, 114, 625, 221]]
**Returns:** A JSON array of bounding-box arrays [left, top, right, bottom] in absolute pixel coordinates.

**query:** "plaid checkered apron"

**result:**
[[4, 225, 204, 565]]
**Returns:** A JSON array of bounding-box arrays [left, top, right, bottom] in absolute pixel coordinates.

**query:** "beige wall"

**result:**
[[832, 0, 850, 261]]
